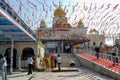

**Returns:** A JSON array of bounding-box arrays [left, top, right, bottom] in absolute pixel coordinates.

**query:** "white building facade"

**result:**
[[0, 41, 45, 70]]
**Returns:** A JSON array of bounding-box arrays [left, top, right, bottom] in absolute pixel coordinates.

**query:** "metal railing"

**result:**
[[74, 48, 120, 73], [89, 52, 120, 73]]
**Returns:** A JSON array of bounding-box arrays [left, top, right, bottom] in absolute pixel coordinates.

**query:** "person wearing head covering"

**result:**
[[69, 60, 75, 67], [50, 54, 55, 69], [103, 45, 108, 54]]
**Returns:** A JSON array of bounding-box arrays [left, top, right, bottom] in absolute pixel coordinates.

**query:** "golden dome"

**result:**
[[78, 20, 83, 25], [54, 2, 66, 17], [40, 20, 46, 25]]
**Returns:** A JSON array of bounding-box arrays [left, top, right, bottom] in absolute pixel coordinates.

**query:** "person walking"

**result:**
[[91, 42, 96, 55], [0, 54, 7, 80], [94, 46, 100, 59], [53, 54, 57, 68], [50, 54, 55, 69], [112, 46, 119, 66], [27, 54, 33, 75], [56, 54, 62, 71]]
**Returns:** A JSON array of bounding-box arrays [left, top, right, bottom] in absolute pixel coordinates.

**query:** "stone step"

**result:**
[[51, 67, 79, 72], [47, 53, 80, 67]]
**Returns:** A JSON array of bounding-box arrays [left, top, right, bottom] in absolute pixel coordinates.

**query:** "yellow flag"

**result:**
[[16, 16, 18, 21]]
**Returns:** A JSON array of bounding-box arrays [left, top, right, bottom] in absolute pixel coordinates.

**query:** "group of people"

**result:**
[[27, 53, 75, 74], [65, 44, 71, 53], [91, 42, 119, 66], [50, 54, 62, 71]]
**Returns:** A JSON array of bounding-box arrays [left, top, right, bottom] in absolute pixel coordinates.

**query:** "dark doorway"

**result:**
[[4, 48, 17, 69], [21, 47, 35, 60], [21, 47, 35, 69]]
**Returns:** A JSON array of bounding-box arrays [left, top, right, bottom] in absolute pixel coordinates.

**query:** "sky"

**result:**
[[4, 0, 120, 45]]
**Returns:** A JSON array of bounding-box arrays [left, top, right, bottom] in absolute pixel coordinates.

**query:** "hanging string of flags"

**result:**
[[2, 0, 119, 36]]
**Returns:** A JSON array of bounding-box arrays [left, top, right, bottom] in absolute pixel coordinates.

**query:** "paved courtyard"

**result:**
[[0, 67, 114, 80]]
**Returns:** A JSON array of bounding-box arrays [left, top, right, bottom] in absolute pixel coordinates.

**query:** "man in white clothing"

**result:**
[[56, 54, 62, 71], [27, 54, 33, 75]]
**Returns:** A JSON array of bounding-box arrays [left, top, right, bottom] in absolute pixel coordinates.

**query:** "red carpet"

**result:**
[[77, 53, 120, 73]]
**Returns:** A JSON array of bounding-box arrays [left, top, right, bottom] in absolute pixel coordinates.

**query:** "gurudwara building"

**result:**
[[36, 3, 89, 53], [0, 1, 106, 72], [36, 2, 106, 52]]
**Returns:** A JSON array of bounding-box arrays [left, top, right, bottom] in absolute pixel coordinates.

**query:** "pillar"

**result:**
[[61, 41, 64, 53], [18, 57, 21, 70], [10, 38, 14, 74]]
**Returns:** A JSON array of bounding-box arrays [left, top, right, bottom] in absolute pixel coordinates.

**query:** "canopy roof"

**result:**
[[0, 1, 38, 42]]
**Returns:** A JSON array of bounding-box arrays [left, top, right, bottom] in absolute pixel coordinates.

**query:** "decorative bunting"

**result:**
[[6, 0, 120, 37], [52, 0, 58, 8], [113, 4, 119, 11], [17, 1, 22, 15], [43, 4, 45, 11], [28, 0, 37, 8], [11, 8, 15, 16]]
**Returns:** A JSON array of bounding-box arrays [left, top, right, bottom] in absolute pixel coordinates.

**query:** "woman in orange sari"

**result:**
[[50, 55, 55, 69]]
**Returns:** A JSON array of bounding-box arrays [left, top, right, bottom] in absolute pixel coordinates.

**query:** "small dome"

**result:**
[[78, 20, 83, 25], [89, 29, 99, 33], [54, 2, 66, 17], [40, 20, 46, 25]]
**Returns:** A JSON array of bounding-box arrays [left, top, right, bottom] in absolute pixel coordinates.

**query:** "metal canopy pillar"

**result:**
[[10, 38, 14, 74]]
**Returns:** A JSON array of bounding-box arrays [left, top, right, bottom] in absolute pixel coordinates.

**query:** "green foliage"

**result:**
[[38, 39, 45, 45], [38, 39, 43, 44]]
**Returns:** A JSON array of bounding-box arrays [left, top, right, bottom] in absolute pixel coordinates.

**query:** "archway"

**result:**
[[4, 48, 17, 69], [21, 47, 35, 68], [21, 47, 35, 60]]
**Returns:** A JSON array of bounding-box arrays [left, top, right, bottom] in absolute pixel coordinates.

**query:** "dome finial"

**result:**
[[59, 1, 61, 8], [54, 1, 66, 17]]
